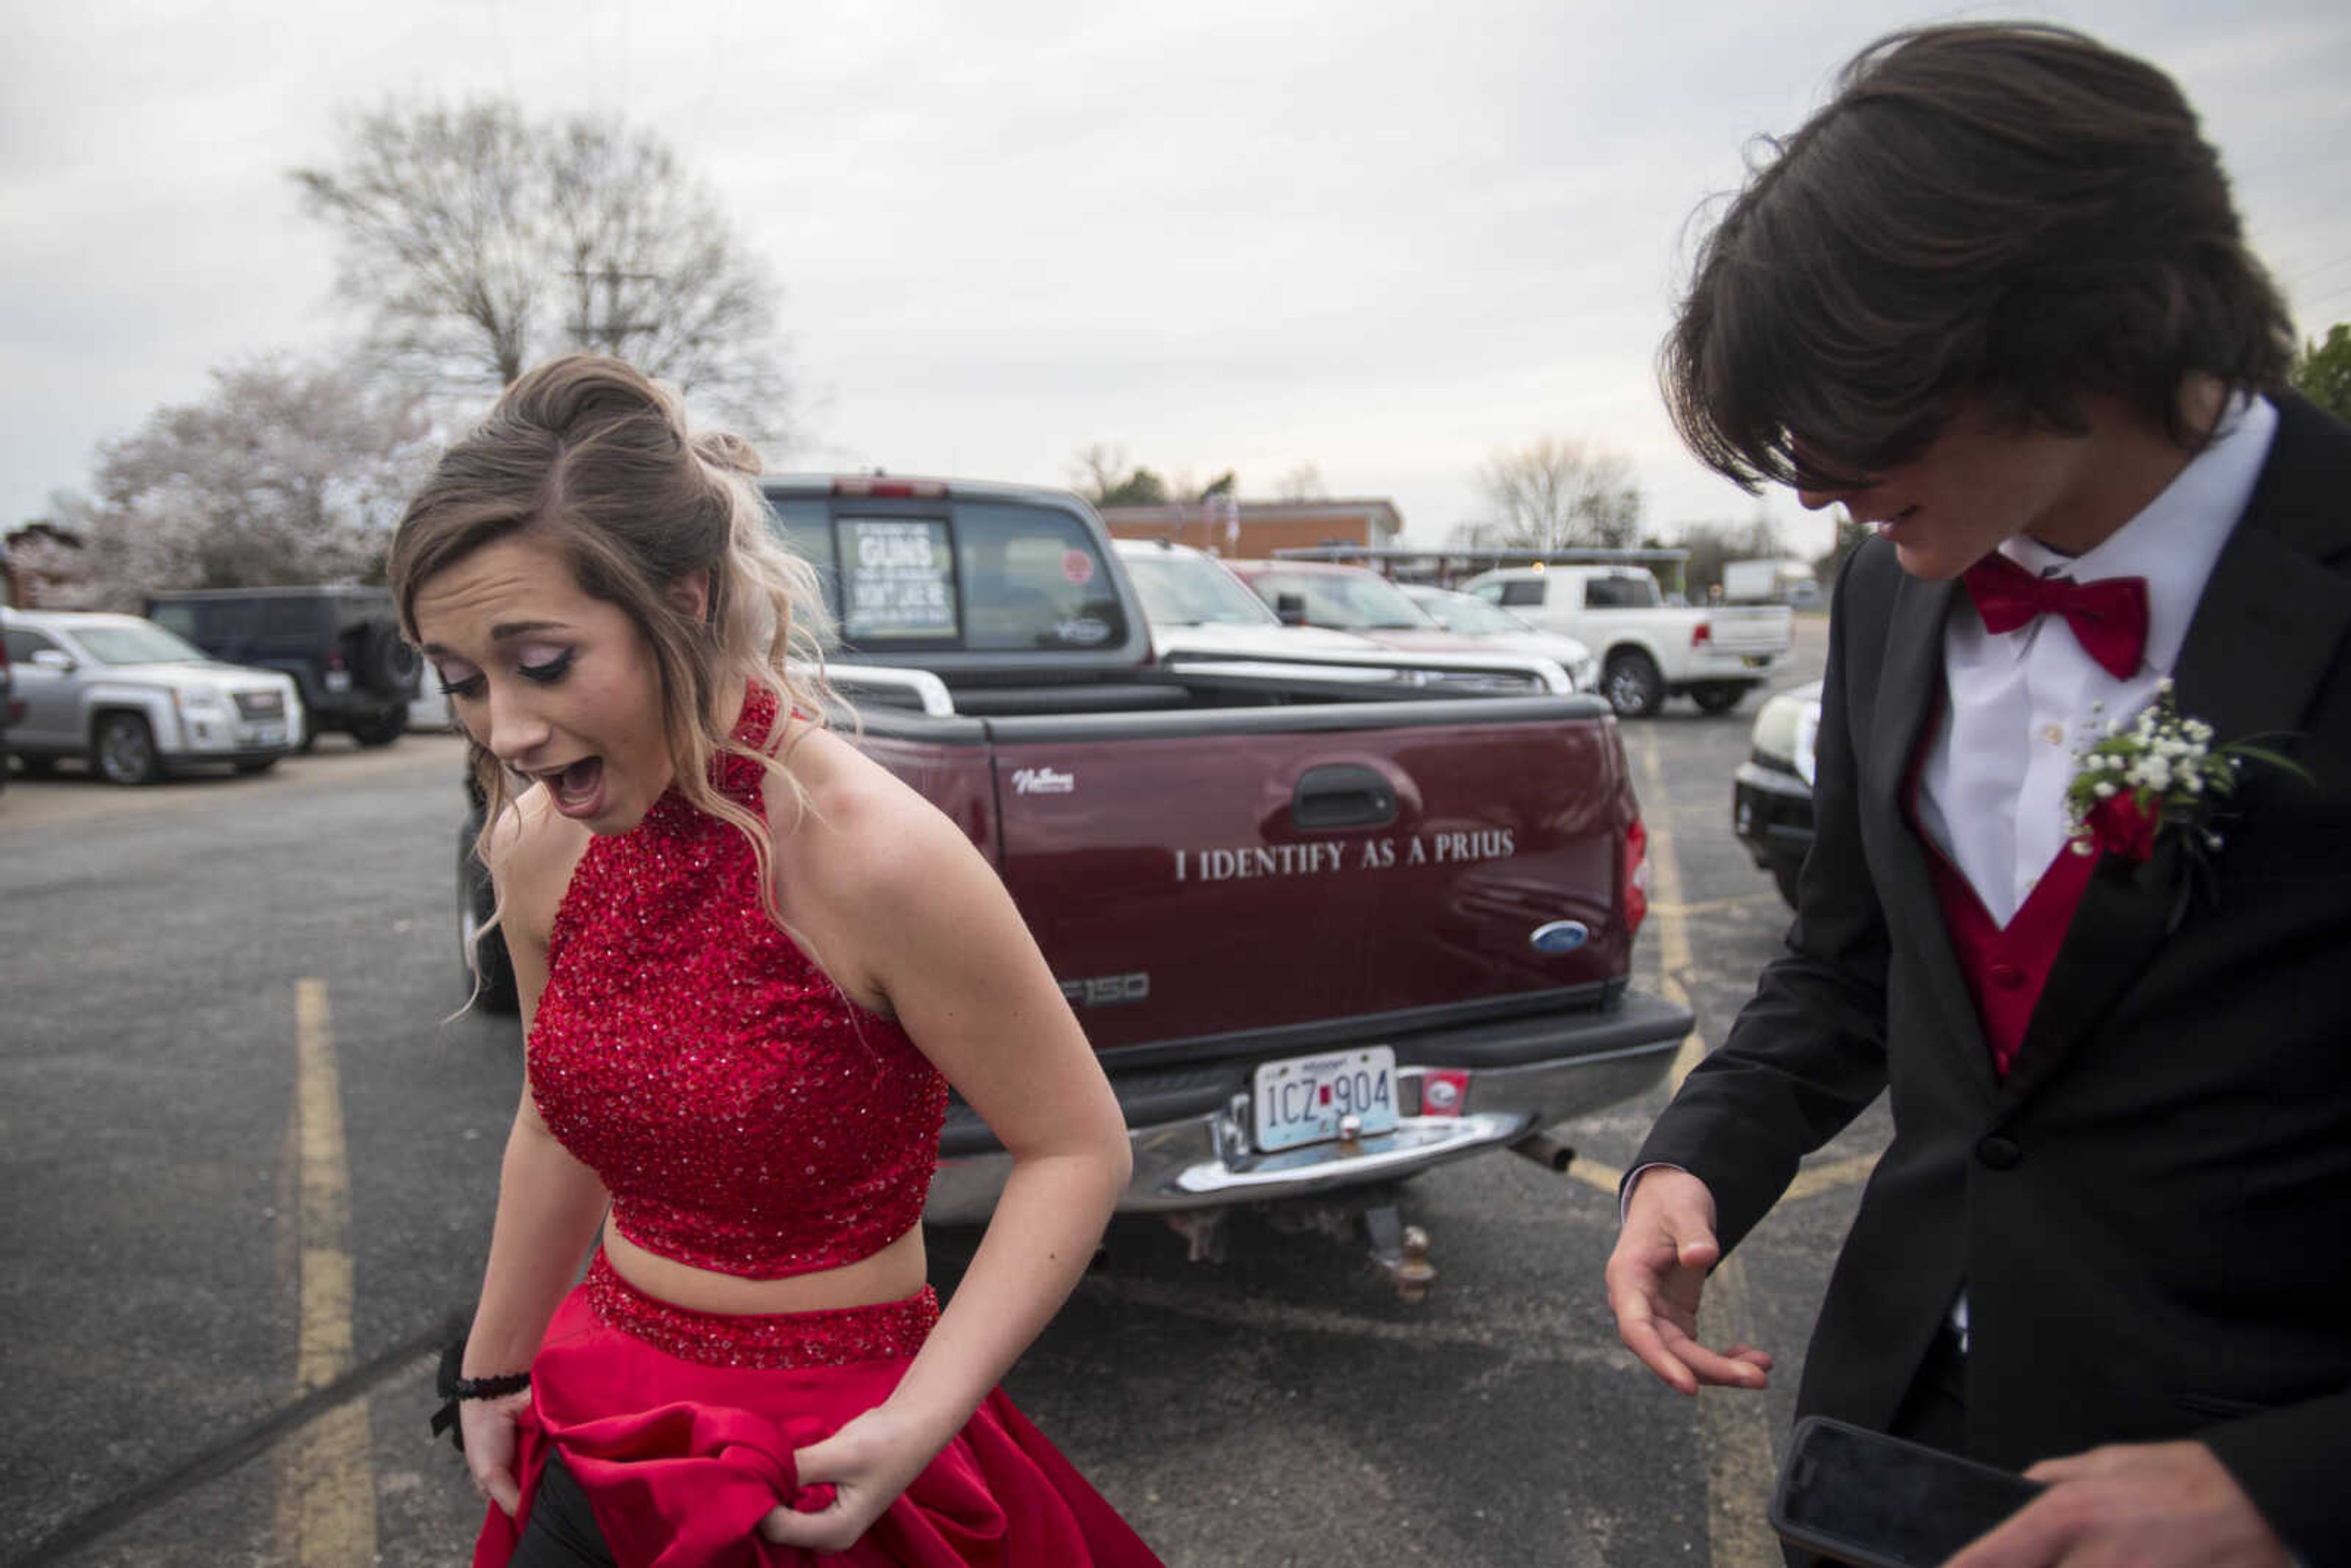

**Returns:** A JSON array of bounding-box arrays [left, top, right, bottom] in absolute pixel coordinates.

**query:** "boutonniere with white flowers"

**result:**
[[2063, 681, 2306, 906]]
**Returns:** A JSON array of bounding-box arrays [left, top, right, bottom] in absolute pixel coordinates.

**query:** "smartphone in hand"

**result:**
[[1771, 1416, 2043, 1567]]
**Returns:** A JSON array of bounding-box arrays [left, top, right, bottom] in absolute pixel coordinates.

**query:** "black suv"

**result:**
[[144, 586, 421, 746]]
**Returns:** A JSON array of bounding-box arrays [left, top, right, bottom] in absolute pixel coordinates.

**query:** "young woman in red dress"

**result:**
[[391, 354, 1163, 1568]]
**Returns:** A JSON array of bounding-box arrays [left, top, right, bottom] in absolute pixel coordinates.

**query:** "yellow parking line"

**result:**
[[1693, 1259, 1785, 1567], [1636, 726, 1778, 1568], [1785, 1153, 1878, 1202], [276, 979, 377, 1566], [1566, 1152, 1625, 1197], [1650, 891, 1782, 919]]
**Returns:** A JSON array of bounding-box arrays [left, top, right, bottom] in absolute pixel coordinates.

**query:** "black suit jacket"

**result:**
[[1635, 393, 2351, 1563]]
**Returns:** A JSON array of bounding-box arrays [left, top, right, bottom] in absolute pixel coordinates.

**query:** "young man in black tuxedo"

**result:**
[[1606, 24, 2350, 1568]]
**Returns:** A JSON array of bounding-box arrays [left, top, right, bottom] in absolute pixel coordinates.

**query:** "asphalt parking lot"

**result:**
[[0, 617, 1881, 1568]]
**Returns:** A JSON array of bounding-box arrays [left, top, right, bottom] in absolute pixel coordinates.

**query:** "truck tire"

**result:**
[[356, 621, 421, 697], [92, 712, 163, 785], [457, 830, 520, 1014], [347, 707, 407, 748], [1603, 650, 1665, 719], [1690, 682, 1747, 715]]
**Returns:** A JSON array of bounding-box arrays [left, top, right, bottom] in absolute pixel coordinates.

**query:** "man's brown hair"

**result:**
[[1662, 23, 2296, 493]]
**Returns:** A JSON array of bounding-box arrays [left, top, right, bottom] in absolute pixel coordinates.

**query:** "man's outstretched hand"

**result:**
[[1604, 1166, 1773, 1395]]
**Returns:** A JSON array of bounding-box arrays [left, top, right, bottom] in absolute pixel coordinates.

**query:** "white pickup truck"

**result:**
[[1460, 565, 1791, 717]]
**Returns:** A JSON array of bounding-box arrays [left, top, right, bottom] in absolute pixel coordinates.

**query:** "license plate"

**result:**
[[1252, 1048, 1398, 1153], [254, 726, 286, 747]]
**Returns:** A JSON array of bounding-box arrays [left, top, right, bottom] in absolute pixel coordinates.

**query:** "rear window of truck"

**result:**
[[1583, 574, 1661, 609], [1493, 579, 1546, 609], [768, 497, 1127, 655]]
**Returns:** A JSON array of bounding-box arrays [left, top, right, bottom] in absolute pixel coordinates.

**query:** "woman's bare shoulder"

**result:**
[[765, 726, 973, 913]]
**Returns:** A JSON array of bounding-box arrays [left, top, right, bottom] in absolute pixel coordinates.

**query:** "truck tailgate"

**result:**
[[981, 698, 1631, 1052], [1708, 605, 1793, 654]]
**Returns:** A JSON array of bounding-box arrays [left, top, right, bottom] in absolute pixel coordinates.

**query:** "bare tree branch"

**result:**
[[1272, 462, 1327, 501], [292, 97, 793, 443], [1067, 443, 1131, 504], [1472, 437, 1644, 552]]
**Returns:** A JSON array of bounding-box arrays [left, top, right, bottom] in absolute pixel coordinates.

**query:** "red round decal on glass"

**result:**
[[1062, 550, 1095, 587]]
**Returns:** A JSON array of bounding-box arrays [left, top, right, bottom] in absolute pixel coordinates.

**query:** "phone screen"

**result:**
[[1774, 1418, 2042, 1567]]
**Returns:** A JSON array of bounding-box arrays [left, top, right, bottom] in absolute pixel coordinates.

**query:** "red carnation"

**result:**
[[2085, 792, 2158, 863]]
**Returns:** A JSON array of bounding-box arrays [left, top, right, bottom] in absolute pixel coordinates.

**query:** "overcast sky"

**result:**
[[4, 1, 2346, 561]]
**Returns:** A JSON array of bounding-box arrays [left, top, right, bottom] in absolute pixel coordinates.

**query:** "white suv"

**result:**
[[2, 609, 302, 784]]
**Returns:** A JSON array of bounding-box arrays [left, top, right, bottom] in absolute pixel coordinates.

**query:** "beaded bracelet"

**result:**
[[430, 1335, 531, 1452]]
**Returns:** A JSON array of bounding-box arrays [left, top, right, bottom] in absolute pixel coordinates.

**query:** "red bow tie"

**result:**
[[1961, 553, 2150, 679]]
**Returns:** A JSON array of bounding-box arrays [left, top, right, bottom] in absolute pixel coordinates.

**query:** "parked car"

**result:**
[[143, 585, 420, 747], [458, 476, 1685, 1291], [0, 607, 301, 783], [1112, 538, 1551, 692], [1114, 536, 1389, 662], [1733, 679, 1822, 905], [1461, 564, 1793, 717], [1221, 558, 1577, 694], [1399, 583, 1600, 693]]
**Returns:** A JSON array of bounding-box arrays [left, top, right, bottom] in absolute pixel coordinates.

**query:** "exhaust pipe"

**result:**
[[1509, 1132, 1577, 1174]]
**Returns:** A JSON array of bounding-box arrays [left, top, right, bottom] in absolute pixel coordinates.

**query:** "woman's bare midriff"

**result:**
[[602, 1221, 929, 1315]]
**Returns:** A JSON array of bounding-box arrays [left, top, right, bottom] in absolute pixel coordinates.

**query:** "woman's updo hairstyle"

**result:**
[[389, 354, 834, 922]]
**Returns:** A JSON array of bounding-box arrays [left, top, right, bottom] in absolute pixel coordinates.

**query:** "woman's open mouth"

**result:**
[[542, 757, 607, 818]]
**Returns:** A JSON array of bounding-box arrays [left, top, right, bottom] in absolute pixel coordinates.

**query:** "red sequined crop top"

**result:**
[[527, 685, 948, 1279]]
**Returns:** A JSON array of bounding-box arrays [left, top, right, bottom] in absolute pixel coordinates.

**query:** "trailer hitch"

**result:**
[[1363, 1204, 1436, 1304]]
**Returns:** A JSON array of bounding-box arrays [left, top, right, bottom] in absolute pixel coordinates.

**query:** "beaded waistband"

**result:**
[[583, 1250, 939, 1370]]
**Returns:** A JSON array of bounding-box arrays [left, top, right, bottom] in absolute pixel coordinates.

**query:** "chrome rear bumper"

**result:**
[[924, 995, 1685, 1225]]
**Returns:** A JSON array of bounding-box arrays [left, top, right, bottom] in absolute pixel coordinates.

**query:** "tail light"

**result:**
[[1690, 621, 1713, 647], [328, 650, 345, 672], [1624, 817, 1651, 935]]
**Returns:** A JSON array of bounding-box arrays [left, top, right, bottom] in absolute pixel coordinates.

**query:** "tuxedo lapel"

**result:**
[[2167, 527, 2351, 764], [1863, 572, 1998, 1093], [2001, 396, 2351, 1106]]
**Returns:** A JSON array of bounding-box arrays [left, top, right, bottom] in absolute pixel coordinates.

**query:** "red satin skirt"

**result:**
[[474, 1252, 1161, 1568]]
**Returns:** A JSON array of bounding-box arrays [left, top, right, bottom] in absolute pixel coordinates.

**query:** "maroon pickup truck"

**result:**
[[460, 476, 1688, 1288]]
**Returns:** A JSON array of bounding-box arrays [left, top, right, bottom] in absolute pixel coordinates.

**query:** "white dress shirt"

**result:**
[[1916, 396, 2278, 921]]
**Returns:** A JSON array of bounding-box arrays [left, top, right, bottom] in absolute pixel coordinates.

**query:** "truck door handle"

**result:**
[[1291, 763, 1398, 830]]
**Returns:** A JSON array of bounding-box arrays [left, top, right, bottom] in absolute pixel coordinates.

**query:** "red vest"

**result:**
[[1923, 841, 2097, 1078], [1908, 694, 2099, 1079]]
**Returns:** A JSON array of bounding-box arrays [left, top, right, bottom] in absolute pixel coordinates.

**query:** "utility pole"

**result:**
[[565, 261, 664, 359]]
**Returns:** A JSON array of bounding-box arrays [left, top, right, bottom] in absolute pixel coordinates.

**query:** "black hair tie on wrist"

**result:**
[[430, 1334, 531, 1452]]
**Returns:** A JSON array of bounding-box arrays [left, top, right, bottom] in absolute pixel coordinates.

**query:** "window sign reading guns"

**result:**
[[839, 518, 958, 641]]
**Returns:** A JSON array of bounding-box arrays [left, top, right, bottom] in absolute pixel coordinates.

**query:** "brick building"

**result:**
[[1098, 497, 1403, 561]]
